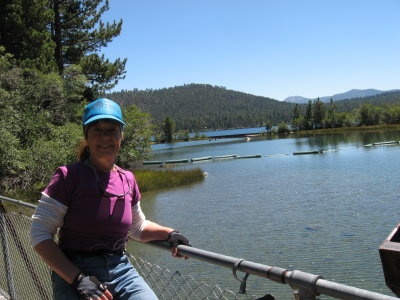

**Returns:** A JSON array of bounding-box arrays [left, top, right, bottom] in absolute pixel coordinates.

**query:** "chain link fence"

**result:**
[[0, 201, 257, 300], [129, 255, 256, 300], [0, 209, 53, 300]]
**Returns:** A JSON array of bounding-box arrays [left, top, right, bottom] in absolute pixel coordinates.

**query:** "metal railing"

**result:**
[[0, 195, 398, 300], [150, 241, 400, 300]]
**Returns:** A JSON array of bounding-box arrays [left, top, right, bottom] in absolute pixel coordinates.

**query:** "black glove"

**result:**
[[167, 230, 191, 247], [72, 272, 107, 299]]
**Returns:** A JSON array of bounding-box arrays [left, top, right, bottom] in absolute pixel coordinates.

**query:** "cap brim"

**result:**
[[83, 115, 126, 126]]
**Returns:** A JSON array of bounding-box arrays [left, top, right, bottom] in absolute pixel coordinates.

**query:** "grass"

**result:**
[[133, 168, 205, 192]]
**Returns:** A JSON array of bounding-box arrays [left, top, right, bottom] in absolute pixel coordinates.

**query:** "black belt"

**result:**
[[63, 249, 125, 258]]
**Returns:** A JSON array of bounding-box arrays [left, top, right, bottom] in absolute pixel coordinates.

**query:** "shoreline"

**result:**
[[152, 124, 400, 145]]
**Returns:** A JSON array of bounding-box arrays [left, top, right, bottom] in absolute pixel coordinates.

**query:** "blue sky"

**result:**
[[102, 0, 399, 101]]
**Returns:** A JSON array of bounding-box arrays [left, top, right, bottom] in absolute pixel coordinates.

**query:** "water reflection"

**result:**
[[132, 128, 400, 299], [294, 129, 400, 149]]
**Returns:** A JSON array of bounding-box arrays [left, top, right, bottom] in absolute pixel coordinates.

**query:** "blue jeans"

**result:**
[[52, 254, 158, 300]]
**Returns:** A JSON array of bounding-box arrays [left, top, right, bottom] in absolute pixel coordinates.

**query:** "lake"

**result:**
[[128, 128, 400, 299]]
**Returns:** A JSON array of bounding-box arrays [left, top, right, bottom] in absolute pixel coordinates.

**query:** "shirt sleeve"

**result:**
[[127, 202, 150, 241], [126, 170, 141, 206], [30, 193, 68, 247], [43, 167, 70, 206]]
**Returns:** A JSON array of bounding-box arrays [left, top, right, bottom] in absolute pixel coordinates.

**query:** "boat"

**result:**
[[379, 223, 400, 297]]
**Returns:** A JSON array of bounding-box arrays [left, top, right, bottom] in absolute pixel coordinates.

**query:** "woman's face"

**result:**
[[86, 120, 122, 163]]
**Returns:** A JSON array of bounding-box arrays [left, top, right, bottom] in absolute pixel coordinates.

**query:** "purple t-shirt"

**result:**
[[44, 161, 141, 252]]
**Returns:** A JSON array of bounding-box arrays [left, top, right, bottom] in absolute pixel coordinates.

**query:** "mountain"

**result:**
[[284, 89, 398, 103], [106, 85, 400, 131], [332, 90, 400, 113], [283, 96, 310, 103], [106, 84, 297, 131]]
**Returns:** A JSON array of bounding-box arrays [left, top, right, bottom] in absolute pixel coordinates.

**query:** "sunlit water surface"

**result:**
[[127, 130, 400, 299]]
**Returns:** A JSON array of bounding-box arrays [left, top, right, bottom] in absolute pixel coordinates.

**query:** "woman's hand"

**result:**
[[73, 273, 113, 299], [167, 231, 191, 259]]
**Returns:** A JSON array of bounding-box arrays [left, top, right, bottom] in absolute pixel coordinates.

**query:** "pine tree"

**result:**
[[291, 103, 302, 131], [51, 0, 127, 96], [326, 98, 336, 128], [162, 116, 175, 142], [304, 100, 313, 129], [265, 120, 273, 133], [313, 97, 325, 129], [292, 104, 300, 120], [0, 0, 56, 72]]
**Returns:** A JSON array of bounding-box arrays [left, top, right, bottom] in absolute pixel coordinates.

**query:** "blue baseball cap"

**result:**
[[82, 98, 125, 127]]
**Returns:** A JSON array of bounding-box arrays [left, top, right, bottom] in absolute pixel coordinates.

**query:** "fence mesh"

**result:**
[[128, 255, 257, 300], [0, 203, 257, 300], [0, 209, 52, 300]]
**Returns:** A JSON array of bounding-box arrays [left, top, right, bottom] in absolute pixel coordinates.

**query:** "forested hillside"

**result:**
[[333, 91, 400, 112], [107, 84, 296, 131], [106, 85, 400, 131]]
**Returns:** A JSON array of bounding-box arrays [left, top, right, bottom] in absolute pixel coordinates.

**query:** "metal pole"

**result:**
[[315, 279, 397, 300], [0, 196, 37, 210], [148, 241, 399, 300]]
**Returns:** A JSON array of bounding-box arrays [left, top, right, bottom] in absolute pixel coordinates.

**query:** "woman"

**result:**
[[30, 98, 190, 300]]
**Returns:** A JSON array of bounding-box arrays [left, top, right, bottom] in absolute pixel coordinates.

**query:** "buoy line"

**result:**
[[143, 140, 400, 166]]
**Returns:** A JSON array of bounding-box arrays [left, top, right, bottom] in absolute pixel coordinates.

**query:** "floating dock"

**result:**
[[373, 141, 400, 146], [164, 159, 190, 164], [142, 160, 163, 165], [236, 154, 262, 159], [143, 140, 398, 167], [191, 156, 213, 162], [214, 154, 237, 159], [293, 150, 322, 155]]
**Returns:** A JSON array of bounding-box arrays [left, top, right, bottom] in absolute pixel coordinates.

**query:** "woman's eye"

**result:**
[[90, 126, 119, 136]]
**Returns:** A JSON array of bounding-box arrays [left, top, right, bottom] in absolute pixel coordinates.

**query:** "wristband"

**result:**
[[72, 272, 85, 288]]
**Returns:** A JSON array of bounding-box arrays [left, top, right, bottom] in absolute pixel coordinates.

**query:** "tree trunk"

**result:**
[[52, 0, 63, 74]]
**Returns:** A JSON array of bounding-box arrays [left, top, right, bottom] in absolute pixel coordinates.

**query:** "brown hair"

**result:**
[[77, 139, 90, 161]]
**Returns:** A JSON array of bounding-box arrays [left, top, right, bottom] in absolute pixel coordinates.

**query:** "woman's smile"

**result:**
[[86, 120, 122, 170]]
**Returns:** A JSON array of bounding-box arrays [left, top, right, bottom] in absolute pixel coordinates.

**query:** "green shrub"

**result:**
[[118, 105, 153, 167], [0, 127, 26, 190], [25, 123, 82, 187], [277, 122, 290, 134]]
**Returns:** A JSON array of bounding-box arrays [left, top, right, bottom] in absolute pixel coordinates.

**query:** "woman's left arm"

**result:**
[[128, 203, 191, 257], [141, 222, 191, 258], [139, 221, 174, 242]]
